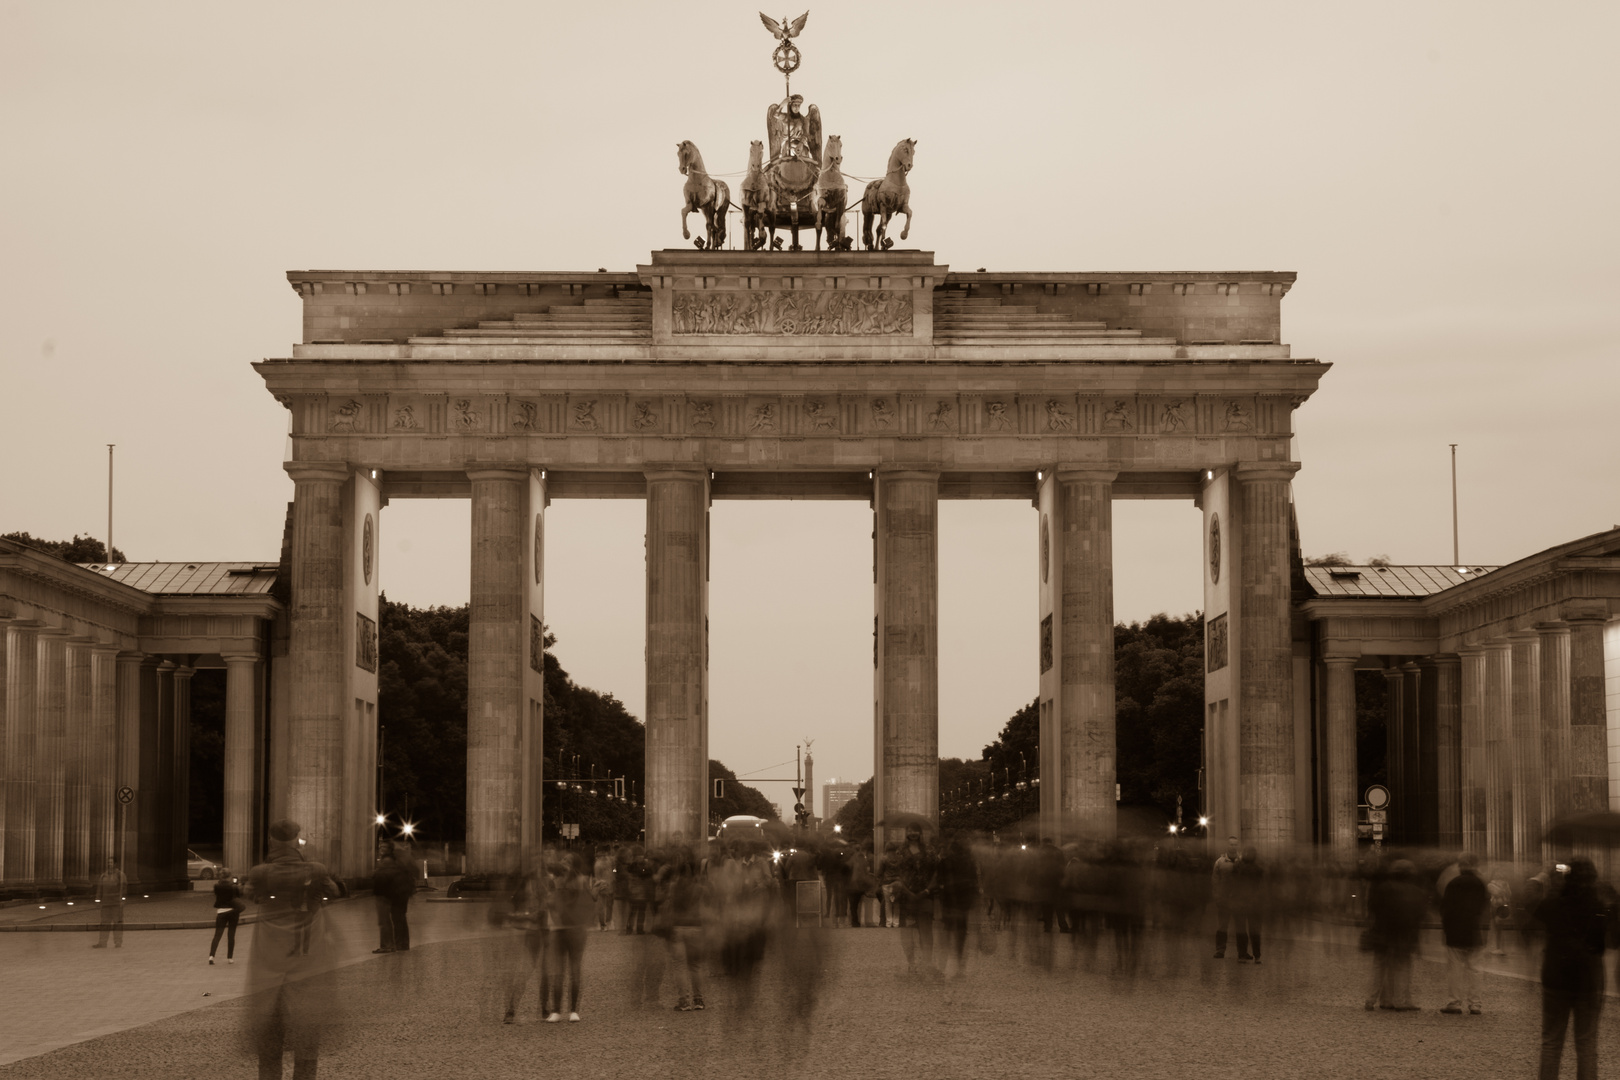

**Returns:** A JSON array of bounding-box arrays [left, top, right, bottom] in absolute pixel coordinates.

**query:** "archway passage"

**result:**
[[259, 250, 1326, 874]]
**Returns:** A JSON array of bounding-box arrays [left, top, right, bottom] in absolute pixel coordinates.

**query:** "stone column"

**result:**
[[4, 623, 40, 883], [1382, 667, 1406, 843], [1458, 647, 1487, 855], [1322, 655, 1359, 849], [874, 469, 939, 849], [171, 665, 194, 883], [34, 630, 68, 886], [114, 653, 143, 878], [1482, 640, 1514, 863], [467, 468, 529, 872], [1056, 469, 1116, 838], [645, 468, 710, 848], [1507, 631, 1544, 859], [62, 641, 94, 885], [1234, 463, 1299, 845], [222, 655, 260, 878], [284, 464, 350, 869], [1432, 655, 1463, 850], [1567, 613, 1610, 812], [87, 647, 119, 875], [1405, 661, 1431, 845], [149, 660, 176, 884], [1536, 623, 1572, 822]]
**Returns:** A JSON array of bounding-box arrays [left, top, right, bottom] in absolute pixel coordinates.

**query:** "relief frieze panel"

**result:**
[[671, 289, 912, 336]]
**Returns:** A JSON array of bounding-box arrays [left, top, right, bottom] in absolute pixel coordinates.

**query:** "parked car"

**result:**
[[187, 849, 222, 880]]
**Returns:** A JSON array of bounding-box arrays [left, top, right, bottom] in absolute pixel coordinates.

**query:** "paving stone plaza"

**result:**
[[0, 895, 1607, 1080]]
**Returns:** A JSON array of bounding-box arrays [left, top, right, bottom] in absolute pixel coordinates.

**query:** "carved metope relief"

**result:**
[[510, 400, 540, 431], [688, 400, 716, 431], [392, 404, 421, 430], [804, 399, 838, 431], [1206, 613, 1229, 673], [671, 290, 912, 335], [452, 398, 484, 431], [572, 400, 599, 431], [1222, 400, 1254, 432], [927, 399, 955, 431], [356, 612, 379, 673], [329, 399, 364, 433], [869, 398, 896, 430], [986, 400, 1014, 432], [1160, 400, 1190, 433], [632, 401, 659, 430], [748, 402, 779, 433], [1045, 399, 1076, 431], [1101, 400, 1133, 432]]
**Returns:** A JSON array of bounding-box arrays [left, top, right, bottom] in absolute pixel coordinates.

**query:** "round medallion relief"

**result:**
[[1040, 513, 1051, 583], [1208, 513, 1221, 585], [534, 513, 544, 584], [362, 513, 374, 585]]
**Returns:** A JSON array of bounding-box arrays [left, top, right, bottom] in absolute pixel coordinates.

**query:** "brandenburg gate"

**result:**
[[257, 250, 1327, 876]]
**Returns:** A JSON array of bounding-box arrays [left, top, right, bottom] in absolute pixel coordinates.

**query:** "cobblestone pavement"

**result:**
[[2, 912, 1613, 1079]]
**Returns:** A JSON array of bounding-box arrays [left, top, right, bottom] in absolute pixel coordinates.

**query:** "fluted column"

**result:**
[[1567, 614, 1610, 812], [1322, 655, 1359, 849], [1536, 623, 1572, 822], [222, 655, 260, 877], [645, 468, 710, 848], [1507, 631, 1544, 859], [87, 647, 119, 875], [114, 654, 143, 877], [1482, 640, 1514, 862], [874, 469, 939, 851], [147, 660, 176, 884], [1056, 469, 1116, 838], [4, 623, 40, 883], [1432, 655, 1463, 850], [1403, 661, 1427, 844], [33, 630, 68, 886], [1459, 646, 1487, 855], [1382, 667, 1407, 843], [284, 463, 350, 866], [171, 665, 194, 883], [62, 641, 94, 885], [467, 468, 529, 872], [1234, 463, 1299, 845]]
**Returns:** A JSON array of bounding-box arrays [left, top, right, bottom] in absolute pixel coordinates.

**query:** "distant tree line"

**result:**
[[2, 532, 125, 563]]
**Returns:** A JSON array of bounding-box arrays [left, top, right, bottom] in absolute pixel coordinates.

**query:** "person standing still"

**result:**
[[884, 825, 939, 975], [92, 858, 126, 948], [372, 840, 410, 953], [1440, 852, 1491, 1015], [209, 869, 245, 963]]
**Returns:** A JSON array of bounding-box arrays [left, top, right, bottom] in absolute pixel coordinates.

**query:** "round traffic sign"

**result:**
[[1364, 784, 1390, 810]]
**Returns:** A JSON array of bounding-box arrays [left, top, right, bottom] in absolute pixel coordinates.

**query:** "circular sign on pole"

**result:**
[[117, 785, 135, 805], [1364, 784, 1391, 810]]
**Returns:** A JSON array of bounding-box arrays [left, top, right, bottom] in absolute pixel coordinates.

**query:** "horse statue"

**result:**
[[861, 138, 915, 251], [814, 134, 851, 251], [746, 93, 823, 250], [740, 140, 771, 252], [678, 140, 730, 250]]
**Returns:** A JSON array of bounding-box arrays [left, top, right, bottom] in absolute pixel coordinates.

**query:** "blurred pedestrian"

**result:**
[[1535, 858, 1615, 1079], [91, 858, 126, 949], [592, 846, 616, 930], [1440, 852, 1491, 1015], [846, 843, 875, 928], [371, 840, 412, 954], [543, 852, 593, 1022], [1231, 845, 1266, 964], [502, 865, 547, 1024], [884, 824, 938, 975], [243, 820, 341, 1080], [1211, 835, 1240, 958], [1366, 859, 1424, 1012], [936, 833, 979, 976], [209, 867, 245, 964]]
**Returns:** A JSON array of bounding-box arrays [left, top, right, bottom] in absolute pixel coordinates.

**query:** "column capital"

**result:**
[[1506, 628, 1541, 644], [1534, 620, 1571, 636], [874, 466, 941, 482], [285, 462, 352, 484], [1561, 601, 1611, 626], [1429, 653, 1462, 669], [465, 466, 531, 483], [643, 466, 709, 482], [1233, 462, 1302, 483], [1321, 653, 1360, 667], [1052, 468, 1118, 484], [220, 652, 261, 665]]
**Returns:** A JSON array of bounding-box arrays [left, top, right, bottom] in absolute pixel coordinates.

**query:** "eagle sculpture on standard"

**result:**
[[758, 11, 808, 41]]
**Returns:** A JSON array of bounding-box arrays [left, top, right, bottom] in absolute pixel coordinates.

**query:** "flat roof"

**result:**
[[80, 562, 279, 596]]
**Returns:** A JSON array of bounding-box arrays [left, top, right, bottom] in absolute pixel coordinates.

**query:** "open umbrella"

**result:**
[[1546, 811, 1620, 845], [876, 811, 937, 833]]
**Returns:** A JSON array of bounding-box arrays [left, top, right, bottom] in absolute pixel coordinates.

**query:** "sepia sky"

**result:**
[[2, 1, 1615, 817]]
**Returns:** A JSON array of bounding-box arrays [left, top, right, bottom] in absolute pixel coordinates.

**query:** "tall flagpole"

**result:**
[[107, 444, 116, 564], [1449, 443, 1459, 567]]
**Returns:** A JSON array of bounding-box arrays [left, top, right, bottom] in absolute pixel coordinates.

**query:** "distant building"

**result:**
[[823, 779, 860, 821]]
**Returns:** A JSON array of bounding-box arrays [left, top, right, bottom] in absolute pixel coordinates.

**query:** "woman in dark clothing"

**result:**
[[1536, 858, 1615, 1080], [935, 834, 979, 975], [1366, 859, 1424, 1011], [208, 869, 244, 964]]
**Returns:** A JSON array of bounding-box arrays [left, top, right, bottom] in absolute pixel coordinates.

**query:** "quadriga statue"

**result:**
[[677, 140, 730, 250], [862, 138, 915, 251]]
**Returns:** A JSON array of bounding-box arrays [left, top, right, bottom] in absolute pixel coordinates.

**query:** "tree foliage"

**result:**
[[2, 531, 126, 563], [708, 760, 779, 823], [1114, 614, 1205, 818]]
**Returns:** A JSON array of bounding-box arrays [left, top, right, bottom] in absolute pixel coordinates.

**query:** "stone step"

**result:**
[[938, 316, 1109, 328], [434, 329, 652, 340], [934, 335, 1177, 347], [936, 326, 1143, 338], [504, 316, 648, 327]]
